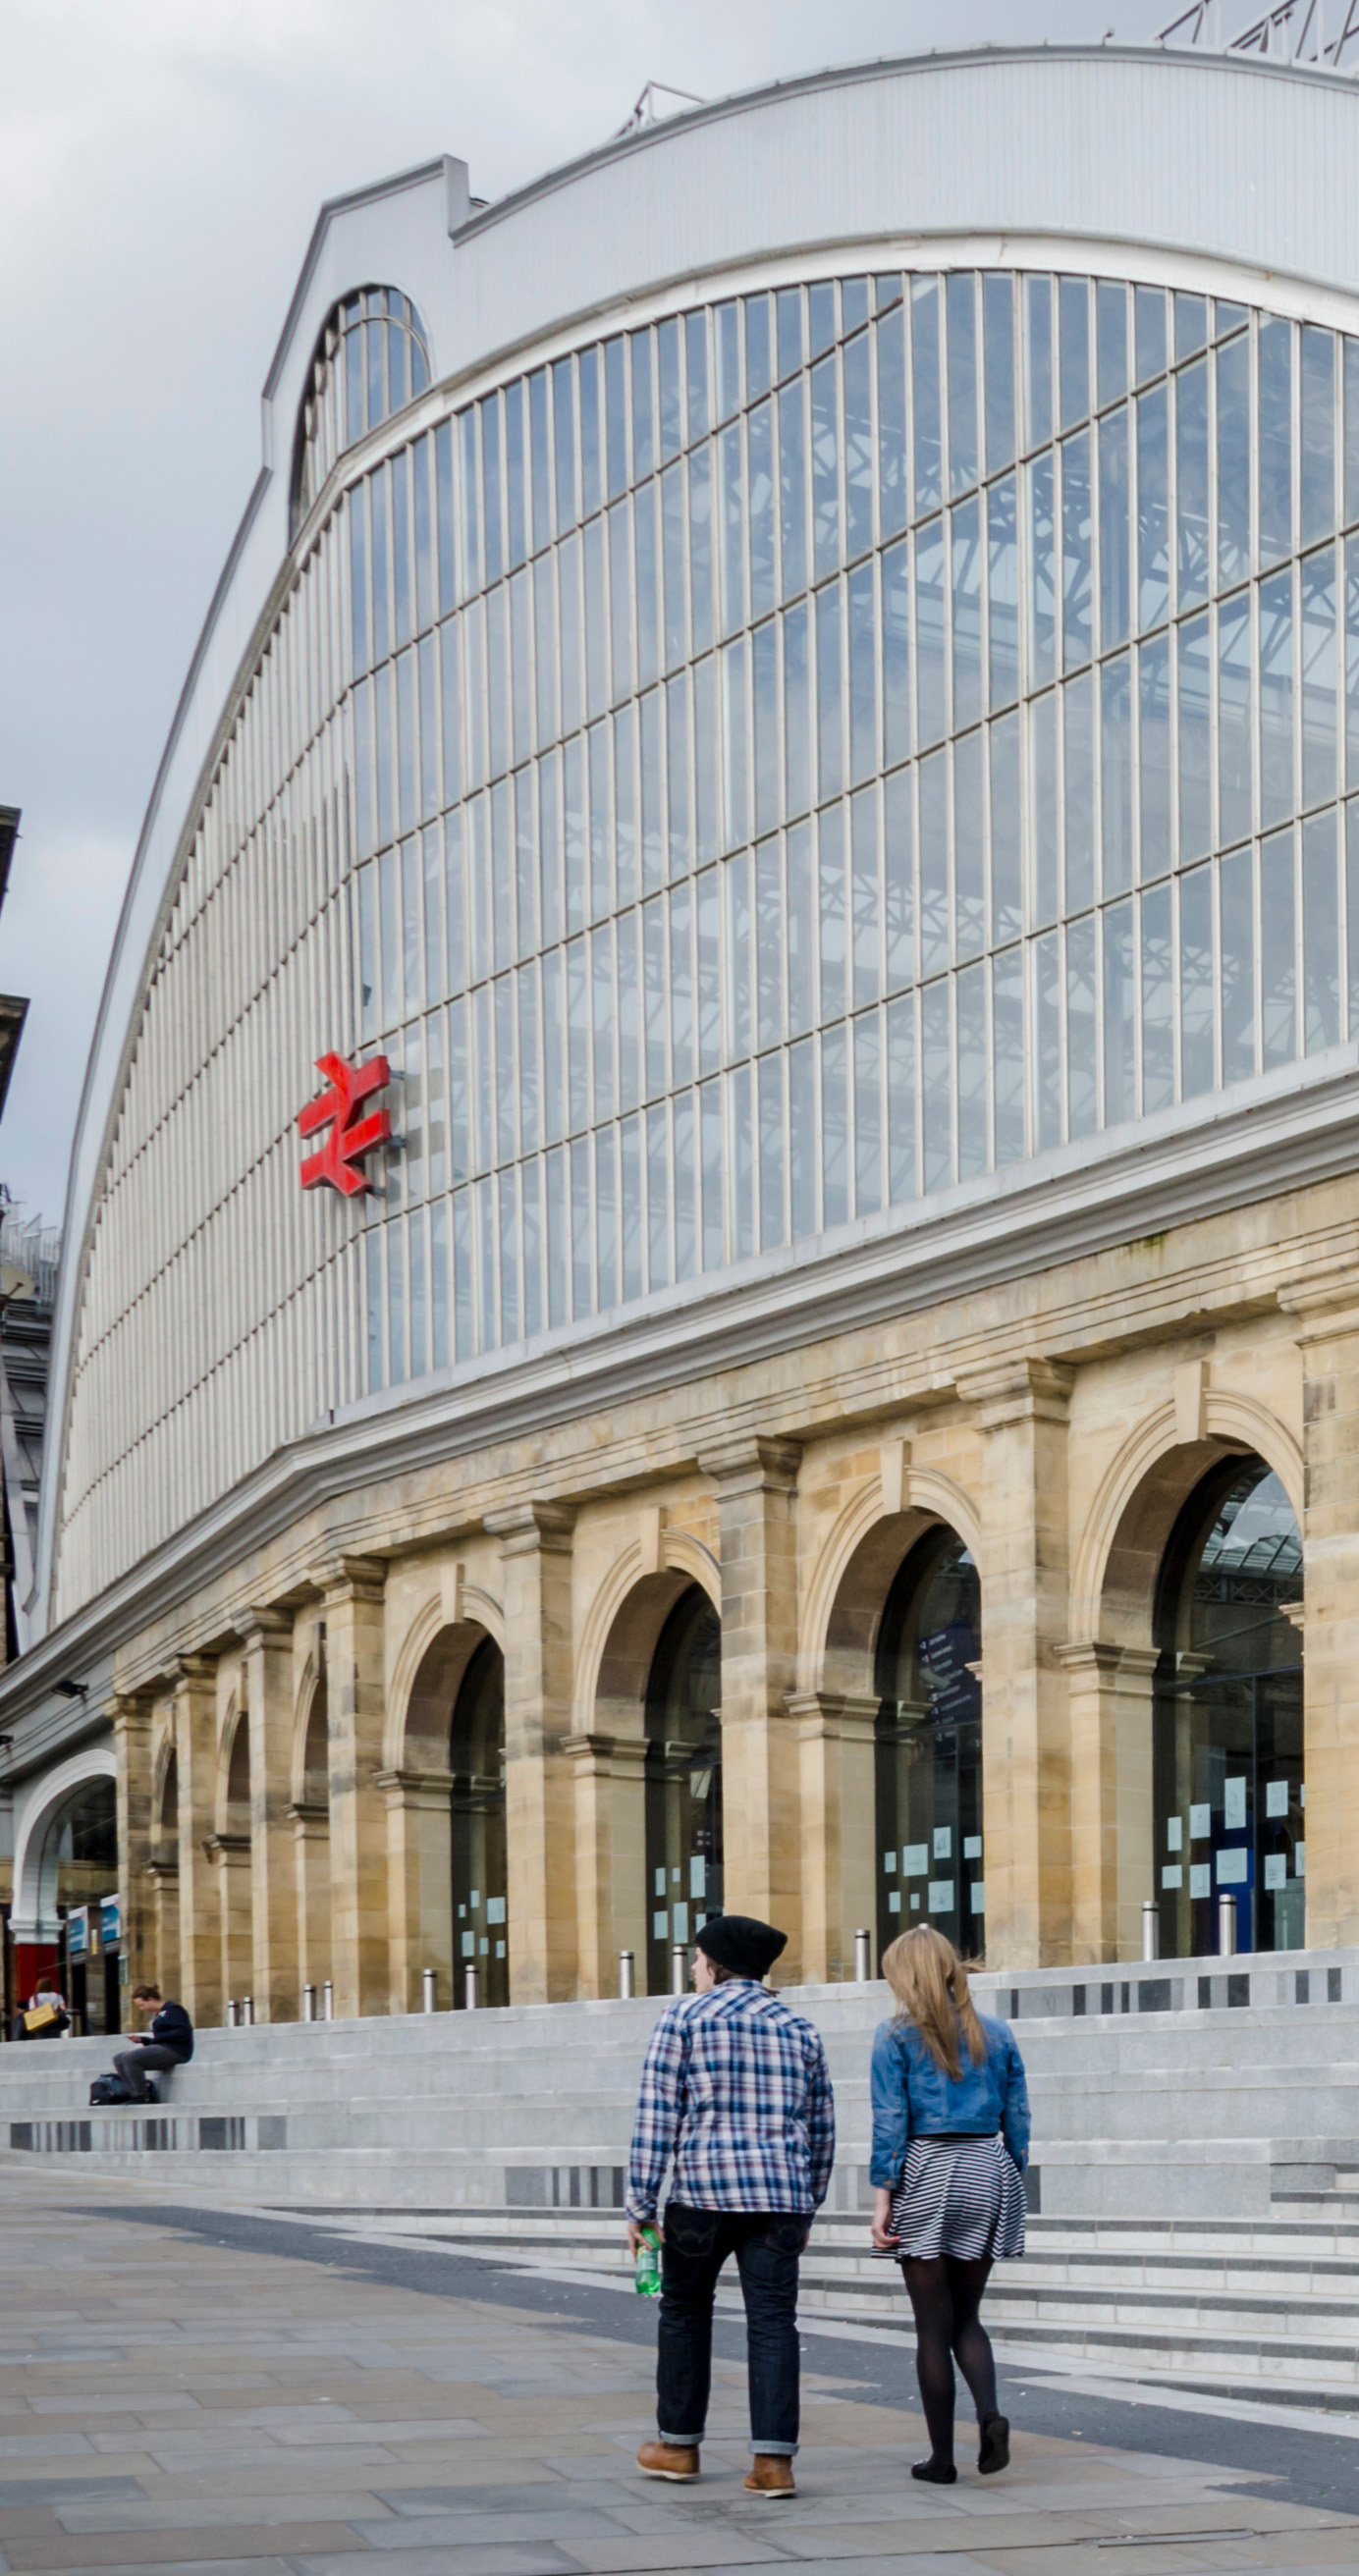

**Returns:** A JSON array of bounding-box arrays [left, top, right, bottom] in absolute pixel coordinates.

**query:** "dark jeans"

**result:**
[[112, 2043, 183, 2102], [656, 2203, 807, 2456]]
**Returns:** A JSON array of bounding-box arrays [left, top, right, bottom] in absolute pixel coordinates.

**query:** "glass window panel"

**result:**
[[349, 486, 369, 674], [583, 517, 608, 717], [1099, 407, 1130, 649], [920, 749, 949, 976], [669, 880, 693, 1082], [688, 447, 713, 655], [851, 784, 881, 1007], [558, 532, 581, 737], [756, 835, 784, 1046], [921, 978, 951, 1191], [1026, 455, 1056, 688], [1304, 806, 1339, 1051], [1179, 863, 1215, 1098], [878, 301, 907, 539], [1345, 339, 1359, 528], [745, 294, 772, 404], [912, 277, 942, 516], [784, 599, 810, 820], [816, 582, 843, 800], [674, 1092, 696, 1282], [1102, 897, 1135, 1129], [719, 421, 745, 636], [1219, 592, 1253, 848], [723, 635, 749, 851], [951, 497, 983, 730], [848, 561, 877, 785], [887, 991, 917, 1202], [578, 347, 602, 520], [1025, 274, 1053, 451], [1141, 878, 1174, 1111], [506, 381, 528, 569], [788, 819, 815, 1033], [716, 300, 740, 422], [1064, 670, 1095, 916], [1178, 612, 1213, 866], [459, 409, 481, 595], [987, 472, 1019, 711], [647, 1101, 672, 1288], [1031, 689, 1059, 930], [614, 711, 636, 912], [375, 662, 395, 849], [686, 309, 710, 443], [752, 620, 780, 837], [1137, 383, 1169, 632], [1301, 327, 1336, 548], [884, 768, 914, 991], [532, 556, 556, 750], [779, 380, 807, 602], [1139, 633, 1171, 881], [726, 849, 752, 1060], [811, 353, 841, 581], [818, 802, 845, 1019], [1102, 653, 1133, 897], [1097, 281, 1128, 407], [844, 329, 874, 559], [1059, 276, 1090, 430], [1176, 357, 1210, 614], [843, 276, 869, 335], [527, 367, 552, 551], [749, 400, 775, 621], [759, 1051, 786, 1249], [1062, 430, 1093, 670], [563, 736, 585, 934], [1220, 843, 1255, 1087], [1217, 333, 1250, 590], [955, 961, 987, 1178], [567, 934, 588, 1130], [854, 1009, 883, 1210], [1347, 797, 1359, 1034], [662, 461, 687, 671], [553, 359, 576, 532], [947, 273, 978, 495], [695, 657, 719, 868], [954, 730, 985, 961], [993, 944, 1024, 1165], [821, 1022, 848, 1224], [618, 1115, 641, 1300], [1174, 292, 1207, 361], [1260, 565, 1295, 830], [481, 394, 504, 587], [663, 673, 688, 879], [882, 541, 911, 768], [634, 484, 658, 691], [788, 1034, 817, 1236], [778, 286, 804, 383], [1035, 926, 1062, 1148], [983, 272, 1016, 474], [1347, 534, 1359, 788], [915, 518, 947, 746], [1259, 315, 1293, 567], [990, 712, 1021, 942], [658, 317, 682, 461], [1261, 826, 1297, 1067], [1301, 545, 1337, 812]]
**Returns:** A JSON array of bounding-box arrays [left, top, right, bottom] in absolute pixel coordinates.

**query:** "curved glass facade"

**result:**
[[292, 287, 430, 533], [352, 270, 1359, 1388]]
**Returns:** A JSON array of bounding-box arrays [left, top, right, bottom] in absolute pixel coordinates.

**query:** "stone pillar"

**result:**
[[1280, 1278, 1359, 1948], [374, 1767, 456, 2013], [956, 1359, 1073, 1970], [146, 1858, 180, 1999], [1057, 1641, 1159, 1964], [111, 1690, 156, 1997], [314, 1555, 389, 2017], [697, 1436, 803, 1975], [171, 1653, 222, 2025], [484, 1503, 576, 2005], [565, 1731, 648, 1999], [288, 1802, 331, 1998], [206, 1835, 252, 2008], [788, 1689, 878, 1983], [235, 1608, 298, 2022]]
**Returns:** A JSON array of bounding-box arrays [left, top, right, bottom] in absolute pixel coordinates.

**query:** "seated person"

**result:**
[[112, 1984, 193, 2101]]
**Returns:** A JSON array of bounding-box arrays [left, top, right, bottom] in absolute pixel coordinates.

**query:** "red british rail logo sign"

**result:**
[[299, 1050, 392, 1196]]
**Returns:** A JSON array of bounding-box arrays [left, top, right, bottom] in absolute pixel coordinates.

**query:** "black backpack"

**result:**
[[88, 2072, 136, 2107]]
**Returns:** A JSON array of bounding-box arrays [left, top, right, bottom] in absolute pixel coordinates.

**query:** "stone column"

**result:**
[[788, 1689, 878, 1983], [697, 1436, 803, 1975], [111, 1690, 156, 1997], [314, 1556, 389, 2017], [206, 1835, 252, 2008], [565, 1731, 648, 1999], [484, 1503, 577, 2006], [956, 1359, 1073, 1970], [288, 1801, 331, 1999], [145, 1858, 181, 1999], [373, 1767, 456, 2014], [1279, 1277, 1359, 1948], [1057, 1641, 1159, 1963], [171, 1653, 222, 2025], [235, 1608, 298, 2022]]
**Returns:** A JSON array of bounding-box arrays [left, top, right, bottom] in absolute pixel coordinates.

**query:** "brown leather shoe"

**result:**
[[744, 2453, 795, 2496], [636, 2439, 699, 2481]]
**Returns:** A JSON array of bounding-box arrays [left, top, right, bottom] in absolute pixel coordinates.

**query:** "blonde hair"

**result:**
[[881, 1925, 986, 2079]]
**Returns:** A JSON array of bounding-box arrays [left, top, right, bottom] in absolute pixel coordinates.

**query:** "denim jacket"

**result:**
[[869, 2012, 1030, 2187]]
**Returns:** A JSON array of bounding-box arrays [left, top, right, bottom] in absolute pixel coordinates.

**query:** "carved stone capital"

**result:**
[[697, 1433, 802, 1496], [232, 1605, 294, 1649], [954, 1356, 1075, 1430], [785, 1688, 880, 1744], [562, 1730, 649, 1775], [309, 1553, 388, 1606], [285, 1800, 331, 1838], [483, 1501, 576, 1556], [202, 1832, 250, 1866], [371, 1767, 457, 1810]]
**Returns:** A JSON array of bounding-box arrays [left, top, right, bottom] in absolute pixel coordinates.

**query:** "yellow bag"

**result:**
[[23, 2002, 61, 2035]]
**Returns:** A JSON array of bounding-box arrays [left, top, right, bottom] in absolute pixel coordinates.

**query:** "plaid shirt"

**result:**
[[626, 1980, 836, 2224]]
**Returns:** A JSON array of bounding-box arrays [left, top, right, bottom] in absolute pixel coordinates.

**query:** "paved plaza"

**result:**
[[0, 2174, 1355, 2574]]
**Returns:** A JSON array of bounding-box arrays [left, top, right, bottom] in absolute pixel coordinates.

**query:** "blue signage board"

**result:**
[[99, 1894, 121, 1948]]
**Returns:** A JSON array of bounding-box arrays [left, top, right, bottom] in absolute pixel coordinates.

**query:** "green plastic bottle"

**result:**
[[634, 2224, 661, 2295]]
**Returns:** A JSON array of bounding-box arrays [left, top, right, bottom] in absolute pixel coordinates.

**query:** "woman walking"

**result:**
[[869, 1925, 1029, 2484]]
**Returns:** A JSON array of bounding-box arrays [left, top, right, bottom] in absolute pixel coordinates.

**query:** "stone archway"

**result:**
[[212, 1702, 253, 2012], [383, 1615, 496, 2014], [291, 1659, 331, 2003], [9, 1745, 118, 2012]]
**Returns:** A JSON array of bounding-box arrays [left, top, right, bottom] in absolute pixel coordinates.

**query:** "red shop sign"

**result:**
[[299, 1050, 392, 1197]]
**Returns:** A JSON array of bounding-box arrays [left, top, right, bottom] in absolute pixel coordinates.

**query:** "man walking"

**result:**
[[625, 1914, 835, 2498], [113, 1984, 193, 2101]]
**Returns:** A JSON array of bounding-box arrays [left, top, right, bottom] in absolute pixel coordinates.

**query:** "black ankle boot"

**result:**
[[978, 2413, 1010, 2475], [911, 2455, 957, 2484]]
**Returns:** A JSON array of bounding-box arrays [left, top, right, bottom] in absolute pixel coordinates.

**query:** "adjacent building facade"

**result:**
[[7, 36, 1359, 2027]]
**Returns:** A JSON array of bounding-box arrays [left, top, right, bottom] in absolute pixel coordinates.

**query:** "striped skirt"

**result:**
[[882, 2131, 1026, 2263]]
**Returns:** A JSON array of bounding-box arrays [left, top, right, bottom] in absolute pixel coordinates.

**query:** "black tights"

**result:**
[[901, 2254, 998, 2465]]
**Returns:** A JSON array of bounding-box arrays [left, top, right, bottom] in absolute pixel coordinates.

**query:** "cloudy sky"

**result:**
[[0, 0, 1175, 1229]]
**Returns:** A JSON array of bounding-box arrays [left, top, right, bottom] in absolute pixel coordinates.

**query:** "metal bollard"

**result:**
[[241, 1995, 254, 2025], [618, 1949, 635, 1999], [225, 1999, 239, 2028], [671, 1944, 688, 1996], [1217, 1891, 1238, 1957], [301, 1985, 316, 2021], [463, 1963, 480, 2012], [421, 1968, 438, 2014], [1141, 1898, 1159, 1962], [321, 1980, 334, 2020], [853, 1928, 872, 1982]]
